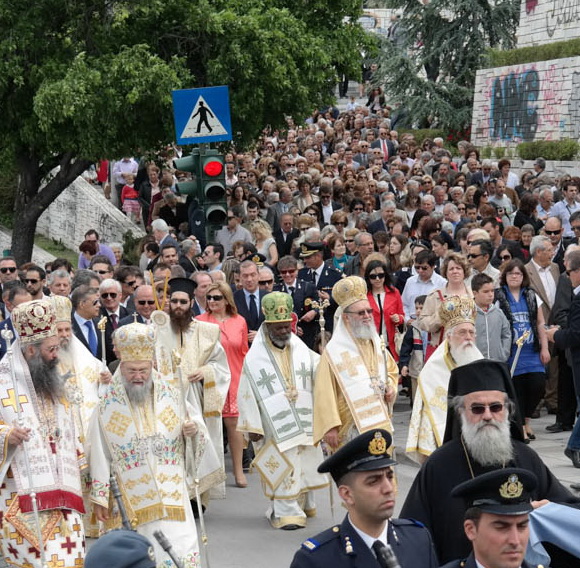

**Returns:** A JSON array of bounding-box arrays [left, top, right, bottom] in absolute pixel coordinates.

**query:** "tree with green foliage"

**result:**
[[377, 0, 519, 130], [0, 0, 370, 263]]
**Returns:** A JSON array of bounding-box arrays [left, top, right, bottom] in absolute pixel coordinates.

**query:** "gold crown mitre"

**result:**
[[12, 300, 57, 344], [49, 295, 72, 323], [332, 276, 367, 309], [113, 322, 157, 362], [439, 296, 476, 329], [262, 292, 293, 323]]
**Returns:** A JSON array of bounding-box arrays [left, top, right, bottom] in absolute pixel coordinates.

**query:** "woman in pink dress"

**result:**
[[196, 281, 249, 487]]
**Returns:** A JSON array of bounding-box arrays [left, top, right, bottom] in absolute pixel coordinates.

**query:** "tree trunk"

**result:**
[[11, 152, 91, 264]]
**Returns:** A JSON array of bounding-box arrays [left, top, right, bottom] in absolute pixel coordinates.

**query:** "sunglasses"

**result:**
[[469, 403, 504, 415], [414, 265, 431, 271], [125, 280, 137, 287], [545, 229, 561, 235], [345, 239, 354, 243], [369, 273, 386, 280], [259, 280, 274, 286], [101, 292, 118, 299], [206, 294, 224, 301], [345, 308, 374, 316], [24, 278, 39, 284], [94, 270, 110, 275], [0, 266, 17, 274], [279, 269, 296, 275], [170, 298, 190, 305], [467, 254, 483, 259], [499, 255, 512, 261], [137, 300, 156, 306], [334, 222, 346, 226]]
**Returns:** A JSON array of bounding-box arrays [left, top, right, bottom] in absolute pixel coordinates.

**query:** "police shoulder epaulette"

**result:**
[[392, 517, 426, 528], [300, 526, 340, 552]]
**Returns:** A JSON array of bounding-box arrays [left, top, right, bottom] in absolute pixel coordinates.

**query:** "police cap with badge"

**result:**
[[452, 467, 538, 515], [85, 530, 156, 568], [299, 242, 325, 258], [318, 428, 396, 483]]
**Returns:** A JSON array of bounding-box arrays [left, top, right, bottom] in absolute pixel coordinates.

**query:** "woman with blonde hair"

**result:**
[[250, 219, 278, 266], [196, 281, 249, 487]]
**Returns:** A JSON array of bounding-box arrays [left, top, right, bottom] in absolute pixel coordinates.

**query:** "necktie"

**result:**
[[289, 286, 295, 298], [110, 313, 118, 329], [310, 269, 317, 285], [382, 140, 389, 161], [372, 540, 395, 568], [249, 294, 258, 327], [85, 321, 97, 356]]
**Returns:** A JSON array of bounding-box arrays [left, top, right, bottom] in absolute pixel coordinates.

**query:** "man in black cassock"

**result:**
[[400, 359, 580, 566]]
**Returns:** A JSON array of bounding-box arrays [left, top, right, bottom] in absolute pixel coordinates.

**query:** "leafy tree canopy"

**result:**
[[377, 0, 519, 130]]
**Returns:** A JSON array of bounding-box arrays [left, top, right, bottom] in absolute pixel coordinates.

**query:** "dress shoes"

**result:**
[[564, 448, 580, 468], [280, 524, 303, 531], [546, 422, 573, 433]]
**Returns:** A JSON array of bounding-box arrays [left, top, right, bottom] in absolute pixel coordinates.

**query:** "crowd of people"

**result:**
[[2, 100, 580, 568]]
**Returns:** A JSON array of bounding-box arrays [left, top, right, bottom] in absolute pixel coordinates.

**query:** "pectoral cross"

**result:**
[[135, 436, 150, 461], [256, 369, 277, 395]]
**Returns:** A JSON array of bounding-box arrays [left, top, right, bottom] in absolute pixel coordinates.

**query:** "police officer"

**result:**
[[290, 429, 438, 568], [85, 530, 156, 568], [441, 468, 542, 568]]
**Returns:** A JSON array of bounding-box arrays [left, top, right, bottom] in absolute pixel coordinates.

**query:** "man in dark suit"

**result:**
[[0, 283, 32, 359], [318, 183, 342, 227], [191, 272, 213, 316], [368, 201, 397, 235], [71, 285, 103, 360], [98, 279, 129, 364], [158, 192, 189, 229], [468, 159, 494, 188], [274, 213, 300, 259], [297, 242, 342, 332], [289, 429, 438, 568], [371, 127, 396, 162], [233, 260, 269, 344], [118, 284, 156, 326], [547, 249, 580, 468], [353, 141, 372, 169], [275, 255, 319, 349]]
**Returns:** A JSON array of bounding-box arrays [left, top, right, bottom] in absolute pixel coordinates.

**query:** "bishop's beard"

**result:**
[[28, 352, 64, 399], [461, 414, 514, 467], [122, 375, 153, 406], [349, 318, 378, 341], [450, 341, 481, 367]]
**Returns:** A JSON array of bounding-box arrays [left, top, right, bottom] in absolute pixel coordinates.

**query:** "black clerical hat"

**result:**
[[318, 429, 396, 483], [452, 468, 537, 516], [168, 277, 196, 298], [448, 359, 511, 397]]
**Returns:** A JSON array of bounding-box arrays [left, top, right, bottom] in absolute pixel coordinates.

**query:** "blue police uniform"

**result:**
[[440, 554, 540, 568], [290, 514, 438, 568]]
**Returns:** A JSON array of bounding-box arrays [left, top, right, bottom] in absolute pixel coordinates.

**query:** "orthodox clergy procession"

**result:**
[[2, 257, 580, 568]]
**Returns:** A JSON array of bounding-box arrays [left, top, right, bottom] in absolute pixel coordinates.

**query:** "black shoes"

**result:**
[[564, 448, 580, 468], [545, 422, 573, 433]]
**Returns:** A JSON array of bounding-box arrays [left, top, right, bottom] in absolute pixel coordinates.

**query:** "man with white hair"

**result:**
[[406, 297, 482, 463], [402, 359, 580, 565], [421, 194, 435, 213], [151, 218, 178, 248], [99, 278, 128, 364], [314, 277, 399, 450]]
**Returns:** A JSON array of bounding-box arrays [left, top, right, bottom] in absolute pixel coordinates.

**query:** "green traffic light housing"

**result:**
[[173, 151, 200, 196]]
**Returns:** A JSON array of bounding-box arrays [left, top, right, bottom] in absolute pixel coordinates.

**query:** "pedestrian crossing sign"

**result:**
[[172, 86, 232, 145]]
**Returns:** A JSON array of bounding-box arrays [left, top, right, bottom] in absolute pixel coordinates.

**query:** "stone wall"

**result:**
[[471, 56, 580, 147], [517, 0, 580, 48], [37, 177, 145, 253]]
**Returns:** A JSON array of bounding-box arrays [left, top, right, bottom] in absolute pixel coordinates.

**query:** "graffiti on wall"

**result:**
[[490, 69, 539, 141], [546, 0, 580, 37]]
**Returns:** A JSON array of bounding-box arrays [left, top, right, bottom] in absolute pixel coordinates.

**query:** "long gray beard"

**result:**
[[350, 319, 378, 341], [461, 415, 514, 466], [450, 342, 481, 367], [28, 352, 64, 399], [267, 328, 291, 349], [122, 375, 153, 405]]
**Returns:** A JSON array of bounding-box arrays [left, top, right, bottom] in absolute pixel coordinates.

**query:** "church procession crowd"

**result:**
[[4, 97, 580, 568]]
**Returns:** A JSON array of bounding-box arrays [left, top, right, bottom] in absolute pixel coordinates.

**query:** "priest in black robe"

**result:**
[[400, 359, 580, 566]]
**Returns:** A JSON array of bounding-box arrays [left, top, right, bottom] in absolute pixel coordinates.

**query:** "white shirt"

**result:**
[[531, 259, 556, 307], [348, 515, 389, 557]]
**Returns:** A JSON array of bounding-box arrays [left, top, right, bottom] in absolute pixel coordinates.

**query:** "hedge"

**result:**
[[517, 139, 580, 161], [487, 38, 580, 68]]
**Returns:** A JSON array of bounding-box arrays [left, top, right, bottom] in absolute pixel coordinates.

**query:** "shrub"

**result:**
[[487, 38, 580, 68], [517, 139, 579, 161]]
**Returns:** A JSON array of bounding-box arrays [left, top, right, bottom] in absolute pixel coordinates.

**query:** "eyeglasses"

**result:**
[[507, 272, 523, 277], [279, 269, 296, 275], [125, 280, 137, 287], [467, 254, 483, 259], [345, 308, 374, 318], [499, 255, 512, 261], [334, 222, 346, 226], [206, 294, 224, 301], [137, 300, 156, 306], [101, 292, 118, 299], [24, 278, 39, 284], [0, 266, 17, 274], [469, 403, 504, 415], [94, 270, 110, 275], [414, 265, 431, 271], [369, 273, 386, 280], [258, 280, 273, 286], [545, 229, 561, 235], [170, 298, 190, 305]]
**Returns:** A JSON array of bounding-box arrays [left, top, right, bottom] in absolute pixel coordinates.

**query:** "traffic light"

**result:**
[[200, 151, 227, 230], [173, 150, 200, 196]]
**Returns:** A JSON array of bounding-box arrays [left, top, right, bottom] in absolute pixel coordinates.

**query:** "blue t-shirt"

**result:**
[[504, 286, 544, 376]]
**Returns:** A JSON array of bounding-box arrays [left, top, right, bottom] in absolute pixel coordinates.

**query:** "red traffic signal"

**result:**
[[203, 159, 224, 177]]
